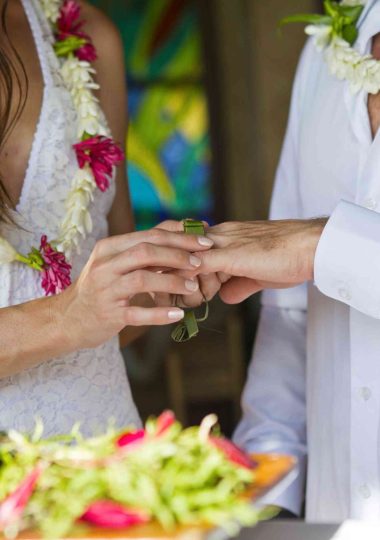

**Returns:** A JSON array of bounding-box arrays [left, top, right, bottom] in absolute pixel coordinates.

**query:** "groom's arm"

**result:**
[[198, 200, 380, 319], [197, 217, 325, 301]]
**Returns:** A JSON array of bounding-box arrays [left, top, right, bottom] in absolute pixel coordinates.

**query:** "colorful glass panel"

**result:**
[[91, 0, 213, 229]]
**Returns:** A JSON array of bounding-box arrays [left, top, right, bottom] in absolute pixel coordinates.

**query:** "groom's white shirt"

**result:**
[[234, 0, 380, 522]]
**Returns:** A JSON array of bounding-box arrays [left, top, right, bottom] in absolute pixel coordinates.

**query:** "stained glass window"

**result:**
[[92, 0, 213, 229]]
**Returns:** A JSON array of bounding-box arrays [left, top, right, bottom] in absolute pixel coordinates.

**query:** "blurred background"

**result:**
[[91, 0, 320, 435]]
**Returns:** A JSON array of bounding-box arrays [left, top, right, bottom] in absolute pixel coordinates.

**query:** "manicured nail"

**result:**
[[190, 255, 202, 267], [186, 279, 199, 292], [198, 236, 213, 247], [168, 309, 184, 320]]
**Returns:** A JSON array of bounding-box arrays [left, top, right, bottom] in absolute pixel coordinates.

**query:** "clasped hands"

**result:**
[[56, 217, 326, 352], [157, 217, 327, 308]]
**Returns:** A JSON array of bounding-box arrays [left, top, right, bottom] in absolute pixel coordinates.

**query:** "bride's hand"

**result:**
[[153, 220, 222, 309], [55, 228, 213, 349]]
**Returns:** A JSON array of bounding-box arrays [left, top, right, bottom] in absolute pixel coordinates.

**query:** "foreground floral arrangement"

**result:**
[[0, 412, 264, 539], [281, 0, 380, 95], [0, 0, 124, 295]]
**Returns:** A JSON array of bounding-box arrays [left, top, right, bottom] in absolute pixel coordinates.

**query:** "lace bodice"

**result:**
[[0, 0, 140, 435]]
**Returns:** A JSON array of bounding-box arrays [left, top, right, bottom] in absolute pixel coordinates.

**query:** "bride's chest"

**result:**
[[0, 4, 44, 208]]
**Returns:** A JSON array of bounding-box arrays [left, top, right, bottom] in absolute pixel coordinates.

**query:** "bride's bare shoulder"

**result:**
[[77, 1, 123, 60], [74, 0, 127, 138]]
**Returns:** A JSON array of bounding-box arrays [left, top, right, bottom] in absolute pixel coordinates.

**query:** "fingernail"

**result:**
[[198, 236, 213, 247], [168, 309, 184, 320], [185, 279, 199, 292], [190, 255, 202, 267]]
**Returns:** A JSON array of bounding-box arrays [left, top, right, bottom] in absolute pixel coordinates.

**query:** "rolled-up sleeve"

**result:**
[[315, 200, 380, 319]]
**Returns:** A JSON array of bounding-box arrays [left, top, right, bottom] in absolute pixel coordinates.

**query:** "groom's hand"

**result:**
[[197, 219, 327, 304]]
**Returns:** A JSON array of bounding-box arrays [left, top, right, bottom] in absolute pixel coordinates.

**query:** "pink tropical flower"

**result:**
[[155, 410, 176, 436], [80, 501, 150, 528], [115, 412, 175, 450], [0, 466, 41, 529], [39, 236, 72, 296], [116, 429, 145, 448], [73, 136, 125, 192], [56, 0, 97, 62], [75, 41, 97, 62], [57, 0, 81, 35], [209, 436, 257, 470]]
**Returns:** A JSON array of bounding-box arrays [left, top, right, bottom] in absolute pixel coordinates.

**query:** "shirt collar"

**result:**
[[356, 0, 380, 53]]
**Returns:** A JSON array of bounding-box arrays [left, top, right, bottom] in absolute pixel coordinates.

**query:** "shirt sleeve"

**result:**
[[233, 40, 316, 515], [234, 305, 307, 516], [314, 199, 380, 319]]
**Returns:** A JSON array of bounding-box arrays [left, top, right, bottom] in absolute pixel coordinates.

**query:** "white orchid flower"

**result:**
[[0, 238, 19, 265], [305, 25, 332, 51]]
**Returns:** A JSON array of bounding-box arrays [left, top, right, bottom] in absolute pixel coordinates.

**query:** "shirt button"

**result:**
[[358, 484, 371, 499], [359, 387, 372, 401], [364, 197, 377, 210], [338, 287, 352, 301]]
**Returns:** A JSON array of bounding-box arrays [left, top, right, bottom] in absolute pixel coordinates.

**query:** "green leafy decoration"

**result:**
[[53, 36, 87, 57], [280, 14, 332, 27], [16, 248, 44, 271], [280, 0, 364, 46], [0, 418, 263, 538]]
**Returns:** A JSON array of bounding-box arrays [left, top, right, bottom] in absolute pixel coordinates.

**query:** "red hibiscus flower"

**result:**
[[73, 136, 125, 192]]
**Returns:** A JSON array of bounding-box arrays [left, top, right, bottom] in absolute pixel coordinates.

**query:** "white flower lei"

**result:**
[[0, 0, 122, 293], [303, 0, 380, 95], [42, 0, 108, 257], [56, 56, 106, 256]]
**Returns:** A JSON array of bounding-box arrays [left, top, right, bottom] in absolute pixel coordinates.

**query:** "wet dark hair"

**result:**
[[0, 0, 28, 225]]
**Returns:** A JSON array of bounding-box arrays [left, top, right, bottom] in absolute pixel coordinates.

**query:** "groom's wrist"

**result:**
[[303, 218, 328, 281]]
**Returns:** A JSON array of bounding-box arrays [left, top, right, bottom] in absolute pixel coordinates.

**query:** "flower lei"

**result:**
[[0, 0, 124, 295], [281, 0, 380, 95]]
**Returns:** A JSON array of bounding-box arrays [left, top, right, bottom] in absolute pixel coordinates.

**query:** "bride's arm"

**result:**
[[0, 229, 210, 378], [0, 294, 70, 377]]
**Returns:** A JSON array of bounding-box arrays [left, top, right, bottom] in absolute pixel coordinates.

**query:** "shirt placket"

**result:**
[[342, 3, 380, 515], [350, 310, 380, 517], [348, 107, 380, 520]]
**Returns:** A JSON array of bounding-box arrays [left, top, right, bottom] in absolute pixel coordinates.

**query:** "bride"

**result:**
[[0, 0, 217, 435]]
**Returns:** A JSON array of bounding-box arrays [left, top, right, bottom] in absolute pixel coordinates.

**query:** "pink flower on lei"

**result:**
[[39, 236, 72, 296], [75, 41, 97, 62], [73, 136, 125, 192], [57, 0, 81, 35], [56, 0, 97, 62]]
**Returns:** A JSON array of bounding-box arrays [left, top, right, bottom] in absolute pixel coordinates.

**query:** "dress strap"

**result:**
[[20, 0, 59, 88]]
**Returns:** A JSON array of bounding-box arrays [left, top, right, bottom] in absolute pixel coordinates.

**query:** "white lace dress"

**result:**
[[0, 0, 140, 436]]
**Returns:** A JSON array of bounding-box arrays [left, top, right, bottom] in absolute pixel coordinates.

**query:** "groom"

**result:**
[[181, 0, 380, 525]]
